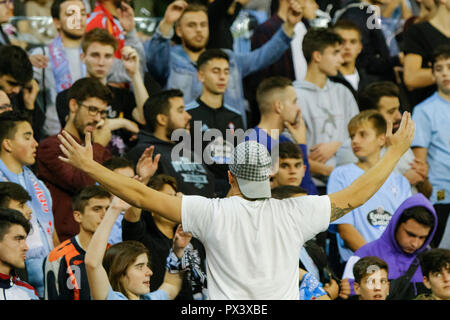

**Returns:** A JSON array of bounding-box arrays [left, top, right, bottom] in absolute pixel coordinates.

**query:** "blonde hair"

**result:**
[[347, 110, 387, 137]]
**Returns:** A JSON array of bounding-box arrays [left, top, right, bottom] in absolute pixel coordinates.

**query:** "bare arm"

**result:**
[[57, 131, 182, 224], [412, 147, 433, 198], [337, 224, 367, 252], [328, 112, 415, 222], [403, 54, 434, 90]]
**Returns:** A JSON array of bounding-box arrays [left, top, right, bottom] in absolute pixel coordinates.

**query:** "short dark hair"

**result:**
[[0, 182, 31, 208], [333, 19, 362, 40], [148, 174, 177, 192], [279, 142, 304, 160], [302, 28, 342, 64], [103, 157, 134, 171], [419, 248, 450, 278], [353, 256, 389, 284], [358, 81, 400, 111], [0, 46, 33, 85], [271, 185, 308, 199], [0, 208, 31, 241], [143, 89, 184, 133], [72, 185, 110, 213], [81, 28, 118, 53], [397, 206, 435, 231], [0, 111, 32, 151], [197, 49, 229, 69], [67, 77, 114, 106], [256, 76, 292, 114], [51, 0, 84, 19], [431, 44, 450, 70]]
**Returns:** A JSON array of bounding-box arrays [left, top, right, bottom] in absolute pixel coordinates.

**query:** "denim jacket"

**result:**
[[144, 25, 292, 127]]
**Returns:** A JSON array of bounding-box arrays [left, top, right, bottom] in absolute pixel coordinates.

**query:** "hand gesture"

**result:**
[[29, 54, 49, 69], [136, 145, 161, 184], [338, 278, 351, 300], [284, 0, 303, 35], [385, 112, 415, 157], [58, 130, 94, 170], [284, 109, 306, 144], [173, 224, 192, 258], [121, 46, 140, 78], [163, 0, 188, 26], [93, 119, 112, 147], [23, 79, 40, 111], [110, 195, 132, 213], [117, 1, 135, 32], [309, 141, 341, 163]]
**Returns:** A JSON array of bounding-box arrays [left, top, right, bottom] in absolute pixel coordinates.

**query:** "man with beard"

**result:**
[[127, 89, 215, 198], [37, 77, 113, 242], [358, 81, 432, 197], [29, 0, 146, 140], [145, 0, 304, 127]]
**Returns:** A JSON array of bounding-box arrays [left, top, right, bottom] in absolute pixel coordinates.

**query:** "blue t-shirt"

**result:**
[[108, 212, 124, 245], [245, 126, 318, 195], [328, 163, 411, 262], [412, 92, 450, 204], [106, 285, 169, 300]]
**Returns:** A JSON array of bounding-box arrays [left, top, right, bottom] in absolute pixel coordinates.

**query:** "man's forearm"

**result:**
[[131, 72, 149, 125], [329, 148, 403, 221], [337, 224, 367, 252]]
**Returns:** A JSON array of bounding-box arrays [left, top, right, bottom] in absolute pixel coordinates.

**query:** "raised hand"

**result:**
[[283, 0, 303, 36], [136, 145, 161, 184], [23, 79, 40, 110], [162, 0, 188, 26], [117, 1, 135, 32], [121, 46, 140, 78], [385, 112, 415, 156], [58, 130, 94, 170], [173, 224, 192, 258], [109, 195, 132, 213]]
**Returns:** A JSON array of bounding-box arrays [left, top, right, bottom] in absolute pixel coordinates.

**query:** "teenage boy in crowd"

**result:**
[[55, 28, 145, 153], [329, 110, 411, 266], [0, 111, 56, 298], [37, 78, 113, 242], [145, 0, 304, 126], [185, 49, 244, 197], [340, 193, 437, 300], [56, 107, 416, 299], [247, 76, 317, 195], [43, 185, 111, 300], [127, 90, 215, 198], [294, 28, 359, 192], [0, 208, 39, 300], [358, 81, 432, 196], [412, 45, 450, 248], [416, 248, 450, 300], [352, 256, 390, 300], [330, 19, 368, 99], [271, 142, 306, 190]]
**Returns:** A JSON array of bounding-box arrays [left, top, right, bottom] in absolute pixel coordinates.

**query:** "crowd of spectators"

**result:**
[[0, 0, 449, 301]]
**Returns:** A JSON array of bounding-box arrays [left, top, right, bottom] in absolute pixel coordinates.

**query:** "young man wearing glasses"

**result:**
[[37, 77, 114, 242]]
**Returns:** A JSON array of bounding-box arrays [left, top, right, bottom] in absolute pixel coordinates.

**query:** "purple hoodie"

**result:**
[[353, 193, 437, 284]]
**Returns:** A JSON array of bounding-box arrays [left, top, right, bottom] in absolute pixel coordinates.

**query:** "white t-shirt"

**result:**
[[181, 195, 331, 300], [343, 70, 360, 91]]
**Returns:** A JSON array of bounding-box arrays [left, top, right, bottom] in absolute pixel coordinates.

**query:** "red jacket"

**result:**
[[37, 132, 111, 242]]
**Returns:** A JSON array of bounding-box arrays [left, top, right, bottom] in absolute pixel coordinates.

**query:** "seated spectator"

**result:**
[[416, 248, 450, 300], [0, 208, 39, 300], [246, 76, 317, 195], [271, 142, 306, 190], [358, 81, 432, 196], [103, 156, 135, 245], [0, 0, 13, 46], [185, 49, 244, 197], [0, 111, 56, 298], [0, 89, 12, 114], [412, 44, 450, 248], [294, 28, 359, 191], [352, 256, 390, 300], [43, 185, 111, 300], [333, 0, 400, 83], [329, 110, 411, 266], [403, 0, 450, 108], [123, 173, 208, 300], [37, 78, 113, 242], [144, 0, 303, 126], [340, 194, 437, 300], [55, 28, 145, 153], [126, 89, 216, 198], [330, 19, 368, 99], [85, 196, 188, 300], [0, 181, 32, 282]]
